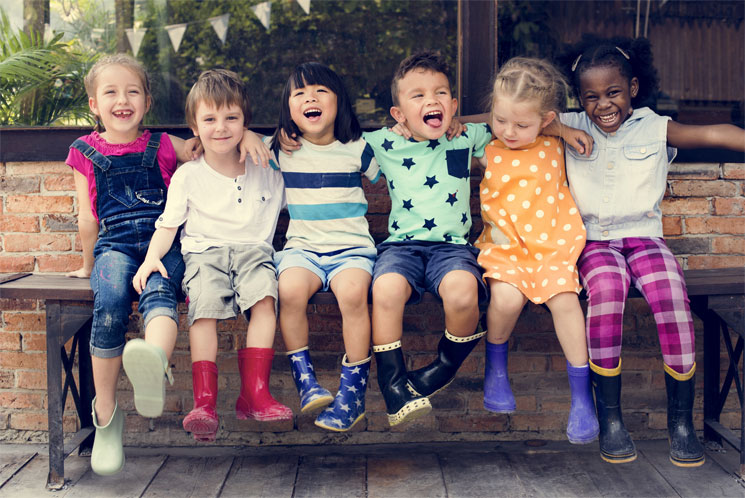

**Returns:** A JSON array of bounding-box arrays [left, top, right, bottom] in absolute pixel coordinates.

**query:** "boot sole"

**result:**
[[600, 451, 637, 464], [406, 378, 454, 398], [388, 398, 432, 426], [301, 394, 334, 413], [183, 415, 219, 442], [670, 455, 705, 467], [483, 400, 516, 414], [568, 432, 599, 445], [236, 409, 293, 422], [122, 340, 166, 418], [315, 413, 365, 432]]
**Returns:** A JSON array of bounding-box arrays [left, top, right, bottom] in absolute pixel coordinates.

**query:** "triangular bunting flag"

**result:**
[[297, 0, 311, 15], [164, 23, 187, 52], [208, 13, 230, 45], [251, 1, 272, 31], [125, 28, 147, 57]]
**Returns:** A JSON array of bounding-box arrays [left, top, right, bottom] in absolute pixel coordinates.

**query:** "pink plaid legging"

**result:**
[[577, 237, 695, 374]]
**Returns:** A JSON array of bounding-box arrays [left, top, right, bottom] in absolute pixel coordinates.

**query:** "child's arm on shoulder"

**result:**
[[132, 227, 179, 294], [169, 134, 202, 163], [667, 121, 745, 151], [389, 119, 469, 140], [543, 119, 593, 156], [239, 129, 272, 167], [67, 170, 98, 278]]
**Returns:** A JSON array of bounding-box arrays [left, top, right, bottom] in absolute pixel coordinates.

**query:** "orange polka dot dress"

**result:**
[[475, 136, 586, 303]]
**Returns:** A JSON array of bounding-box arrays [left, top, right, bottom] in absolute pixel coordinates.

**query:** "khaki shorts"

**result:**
[[183, 244, 278, 326]]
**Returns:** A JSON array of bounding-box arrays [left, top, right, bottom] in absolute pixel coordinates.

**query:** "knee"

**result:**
[[585, 275, 624, 303], [440, 275, 479, 313], [251, 296, 276, 316], [489, 286, 525, 316], [373, 276, 409, 310], [335, 281, 369, 311], [546, 292, 580, 315], [278, 281, 310, 311]]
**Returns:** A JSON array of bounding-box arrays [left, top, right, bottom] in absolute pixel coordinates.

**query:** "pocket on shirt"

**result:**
[[623, 142, 663, 216]]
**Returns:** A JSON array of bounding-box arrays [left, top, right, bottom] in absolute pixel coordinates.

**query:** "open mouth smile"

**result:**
[[303, 108, 322, 121], [423, 110, 443, 128], [113, 110, 133, 119], [597, 112, 619, 125]]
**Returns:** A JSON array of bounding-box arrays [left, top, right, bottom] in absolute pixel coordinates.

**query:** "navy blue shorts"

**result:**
[[372, 241, 487, 305]]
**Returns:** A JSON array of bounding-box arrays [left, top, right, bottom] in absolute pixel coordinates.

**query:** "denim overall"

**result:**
[[71, 134, 184, 358]]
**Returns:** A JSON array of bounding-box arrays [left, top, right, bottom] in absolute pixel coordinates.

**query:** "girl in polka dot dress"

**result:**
[[475, 57, 599, 444]]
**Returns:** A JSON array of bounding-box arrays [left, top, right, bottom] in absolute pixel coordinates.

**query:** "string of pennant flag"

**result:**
[[113, 0, 311, 57]]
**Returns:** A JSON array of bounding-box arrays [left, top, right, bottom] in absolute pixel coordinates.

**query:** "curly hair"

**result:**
[[390, 51, 451, 107], [557, 34, 659, 109]]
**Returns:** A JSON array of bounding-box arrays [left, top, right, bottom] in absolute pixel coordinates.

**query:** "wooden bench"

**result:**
[[0, 266, 743, 488]]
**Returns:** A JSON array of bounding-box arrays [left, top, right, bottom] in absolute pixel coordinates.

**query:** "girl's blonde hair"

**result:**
[[490, 57, 569, 118], [84, 54, 151, 132]]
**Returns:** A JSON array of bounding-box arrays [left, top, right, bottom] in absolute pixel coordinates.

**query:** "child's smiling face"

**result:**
[[390, 68, 457, 142], [89, 64, 150, 144], [578, 65, 638, 134], [289, 82, 338, 146], [491, 96, 555, 150]]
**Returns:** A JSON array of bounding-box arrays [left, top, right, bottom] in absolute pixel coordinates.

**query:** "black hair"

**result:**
[[557, 34, 659, 109], [271, 62, 361, 152], [391, 50, 451, 106]]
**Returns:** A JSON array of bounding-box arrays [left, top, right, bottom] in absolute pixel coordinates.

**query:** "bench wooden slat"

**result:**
[[0, 267, 742, 304]]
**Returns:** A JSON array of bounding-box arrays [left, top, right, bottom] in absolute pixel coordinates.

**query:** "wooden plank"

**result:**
[[440, 448, 528, 497], [63, 455, 166, 498], [0, 274, 94, 301], [0, 450, 89, 495], [576, 444, 676, 497], [367, 453, 446, 498], [504, 450, 600, 497], [219, 455, 297, 498], [0, 273, 31, 285], [141, 456, 233, 498], [293, 454, 366, 498], [0, 450, 36, 489], [637, 440, 745, 497]]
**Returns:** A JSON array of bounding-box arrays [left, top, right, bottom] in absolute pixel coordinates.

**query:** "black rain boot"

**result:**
[[590, 360, 637, 464], [406, 327, 486, 398], [373, 341, 431, 426], [665, 363, 705, 467]]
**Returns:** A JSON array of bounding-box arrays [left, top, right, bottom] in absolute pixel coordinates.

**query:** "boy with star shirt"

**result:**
[[365, 51, 491, 427]]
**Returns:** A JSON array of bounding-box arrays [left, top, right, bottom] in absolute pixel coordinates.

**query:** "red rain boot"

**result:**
[[182, 361, 219, 442], [235, 348, 293, 422]]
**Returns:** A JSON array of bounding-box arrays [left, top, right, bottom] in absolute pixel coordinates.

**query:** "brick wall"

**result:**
[[0, 159, 742, 446]]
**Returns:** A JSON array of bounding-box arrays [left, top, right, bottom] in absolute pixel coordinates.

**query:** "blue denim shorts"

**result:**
[[274, 246, 376, 291], [372, 241, 487, 305], [90, 218, 184, 358]]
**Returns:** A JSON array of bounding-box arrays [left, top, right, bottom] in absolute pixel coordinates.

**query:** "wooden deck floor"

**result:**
[[1, 440, 743, 497]]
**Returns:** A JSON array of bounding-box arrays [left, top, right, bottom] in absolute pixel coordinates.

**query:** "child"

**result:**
[[473, 57, 599, 445], [66, 54, 197, 475], [267, 62, 380, 432], [364, 51, 494, 426], [559, 35, 745, 466], [133, 69, 291, 443]]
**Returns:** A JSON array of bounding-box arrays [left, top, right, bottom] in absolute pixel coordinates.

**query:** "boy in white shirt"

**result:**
[[133, 69, 290, 442]]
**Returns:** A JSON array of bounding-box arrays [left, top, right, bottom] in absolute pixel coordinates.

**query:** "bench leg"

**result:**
[[78, 319, 95, 456], [702, 307, 722, 446], [46, 302, 66, 490]]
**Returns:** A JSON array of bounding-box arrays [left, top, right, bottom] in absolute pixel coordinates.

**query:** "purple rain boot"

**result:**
[[566, 361, 600, 444], [483, 341, 516, 413]]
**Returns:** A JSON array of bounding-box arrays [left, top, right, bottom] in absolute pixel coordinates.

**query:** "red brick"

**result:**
[[36, 254, 81, 273], [0, 331, 21, 350], [713, 197, 745, 216], [9, 412, 78, 431], [44, 174, 75, 191], [722, 163, 745, 179], [22, 332, 46, 351], [3, 312, 45, 332], [0, 175, 40, 194], [0, 392, 44, 409], [684, 217, 745, 235], [510, 413, 565, 431], [6, 195, 74, 214], [0, 369, 13, 388], [712, 236, 745, 255], [437, 414, 506, 432], [15, 370, 47, 389], [687, 255, 745, 269], [0, 352, 46, 370], [6, 162, 69, 175], [0, 298, 40, 314], [0, 215, 40, 233], [3, 233, 72, 252], [669, 180, 739, 197], [660, 198, 710, 215], [662, 216, 682, 236], [668, 163, 720, 180], [43, 214, 79, 232], [0, 255, 35, 272]]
